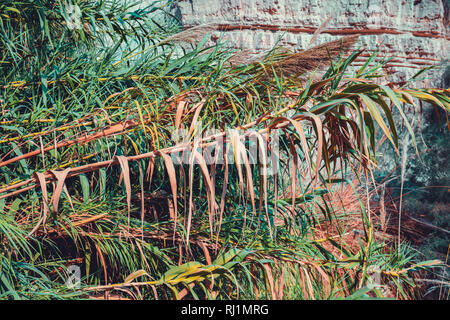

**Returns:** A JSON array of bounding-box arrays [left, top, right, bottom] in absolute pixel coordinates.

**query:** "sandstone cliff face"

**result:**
[[175, 0, 449, 86]]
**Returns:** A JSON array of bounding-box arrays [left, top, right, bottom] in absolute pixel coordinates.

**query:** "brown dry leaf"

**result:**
[[188, 101, 205, 138], [277, 264, 285, 299], [115, 156, 132, 225], [150, 285, 159, 300], [289, 117, 312, 172], [249, 132, 270, 231], [263, 264, 277, 300], [175, 100, 187, 130], [194, 149, 217, 236], [28, 172, 50, 236], [296, 265, 308, 298], [186, 148, 195, 246], [272, 260, 285, 300], [49, 168, 71, 214], [308, 261, 331, 297], [178, 283, 196, 300], [270, 117, 311, 174], [303, 267, 315, 300], [159, 152, 178, 224], [198, 241, 212, 265], [229, 129, 245, 196], [239, 138, 256, 215]]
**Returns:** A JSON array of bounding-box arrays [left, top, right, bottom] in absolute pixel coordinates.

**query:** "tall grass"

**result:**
[[0, 0, 449, 299]]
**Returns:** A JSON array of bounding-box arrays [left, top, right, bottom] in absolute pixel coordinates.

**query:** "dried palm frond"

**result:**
[[268, 35, 360, 77]]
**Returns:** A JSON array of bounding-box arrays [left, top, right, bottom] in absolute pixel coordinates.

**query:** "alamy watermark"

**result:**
[[65, 265, 81, 289], [169, 124, 282, 176]]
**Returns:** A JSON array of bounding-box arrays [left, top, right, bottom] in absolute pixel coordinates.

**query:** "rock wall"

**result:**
[[175, 0, 449, 86]]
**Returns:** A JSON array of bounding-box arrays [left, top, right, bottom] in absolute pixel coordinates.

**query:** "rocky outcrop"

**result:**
[[175, 0, 449, 87]]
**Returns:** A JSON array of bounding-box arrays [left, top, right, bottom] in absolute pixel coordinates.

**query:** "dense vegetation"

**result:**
[[0, 0, 449, 299]]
